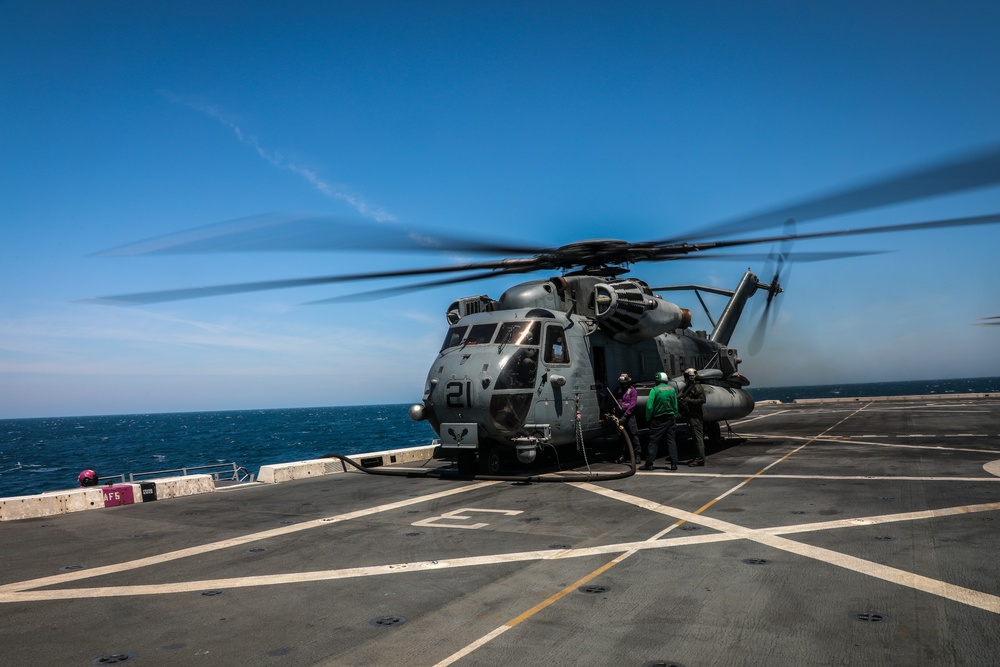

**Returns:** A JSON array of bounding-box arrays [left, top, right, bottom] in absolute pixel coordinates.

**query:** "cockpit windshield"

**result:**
[[440, 323, 499, 351], [466, 323, 498, 345], [440, 325, 468, 351], [495, 321, 540, 347]]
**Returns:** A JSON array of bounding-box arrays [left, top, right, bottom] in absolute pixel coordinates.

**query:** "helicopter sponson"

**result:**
[[409, 272, 757, 475]]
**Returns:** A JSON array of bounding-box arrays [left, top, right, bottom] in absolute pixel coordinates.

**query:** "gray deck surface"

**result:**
[[3, 396, 999, 666]]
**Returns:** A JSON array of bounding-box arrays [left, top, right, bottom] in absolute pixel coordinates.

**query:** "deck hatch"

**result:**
[[850, 612, 888, 622], [370, 615, 407, 628], [92, 653, 137, 665], [579, 585, 609, 594]]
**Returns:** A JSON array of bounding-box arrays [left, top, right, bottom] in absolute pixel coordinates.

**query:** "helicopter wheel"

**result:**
[[478, 443, 504, 476], [706, 421, 722, 444], [456, 450, 477, 478]]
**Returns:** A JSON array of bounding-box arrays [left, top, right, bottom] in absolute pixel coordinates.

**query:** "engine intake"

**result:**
[[593, 279, 691, 343]]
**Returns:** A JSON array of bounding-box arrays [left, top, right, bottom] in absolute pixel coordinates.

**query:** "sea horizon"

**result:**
[[2, 375, 998, 499], [4, 374, 999, 422]]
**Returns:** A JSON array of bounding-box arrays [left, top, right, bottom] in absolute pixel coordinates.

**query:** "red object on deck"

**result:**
[[102, 485, 136, 507]]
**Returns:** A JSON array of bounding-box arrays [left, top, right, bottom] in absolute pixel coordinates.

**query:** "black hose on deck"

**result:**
[[321, 421, 637, 484]]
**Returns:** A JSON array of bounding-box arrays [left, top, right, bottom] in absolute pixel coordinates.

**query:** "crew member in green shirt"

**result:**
[[644, 371, 679, 470]]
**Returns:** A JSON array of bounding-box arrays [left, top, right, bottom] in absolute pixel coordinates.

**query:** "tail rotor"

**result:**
[[748, 219, 794, 354]]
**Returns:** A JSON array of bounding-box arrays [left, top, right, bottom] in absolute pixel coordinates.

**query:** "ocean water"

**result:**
[[2, 377, 998, 499], [1, 405, 437, 499], [749, 376, 1000, 403]]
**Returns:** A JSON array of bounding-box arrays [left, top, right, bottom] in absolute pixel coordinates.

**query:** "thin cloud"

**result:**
[[0, 308, 434, 379], [158, 90, 396, 223]]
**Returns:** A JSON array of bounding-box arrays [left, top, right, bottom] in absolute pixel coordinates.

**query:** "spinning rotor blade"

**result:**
[[747, 277, 786, 355], [650, 212, 1000, 258], [747, 219, 794, 355], [95, 213, 550, 257], [88, 209, 997, 305], [306, 270, 511, 304], [670, 249, 886, 263], [87, 258, 539, 305], [976, 316, 1000, 326], [670, 144, 1000, 242], [746, 267, 784, 356], [89, 210, 985, 305], [86, 148, 1000, 306], [747, 307, 772, 355], [315, 250, 886, 303]]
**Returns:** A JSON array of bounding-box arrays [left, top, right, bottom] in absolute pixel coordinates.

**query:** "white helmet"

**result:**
[[654, 372, 669, 383], [685, 368, 696, 376]]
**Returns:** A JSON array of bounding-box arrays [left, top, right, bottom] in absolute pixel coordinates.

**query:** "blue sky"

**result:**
[[3, 1, 1000, 418]]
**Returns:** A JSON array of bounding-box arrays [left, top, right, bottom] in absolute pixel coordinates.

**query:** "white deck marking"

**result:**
[[434, 404, 874, 664], [433, 626, 511, 667], [639, 471, 1000, 482], [0, 532, 740, 603], [412, 507, 523, 530], [762, 502, 1000, 535], [0, 480, 499, 595], [13, 494, 986, 608], [729, 409, 791, 424], [5, 399, 1000, 664], [753, 533, 1000, 613], [214, 482, 262, 491], [745, 433, 997, 454], [575, 483, 1000, 614]]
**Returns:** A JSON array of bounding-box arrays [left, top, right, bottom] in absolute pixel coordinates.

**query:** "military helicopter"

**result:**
[[412, 266, 764, 475], [94, 147, 1000, 476]]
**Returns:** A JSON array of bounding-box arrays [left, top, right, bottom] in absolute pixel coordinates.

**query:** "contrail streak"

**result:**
[[158, 90, 396, 222]]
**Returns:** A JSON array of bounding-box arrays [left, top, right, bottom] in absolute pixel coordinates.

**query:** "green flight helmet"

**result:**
[[654, 372, 669, 383]]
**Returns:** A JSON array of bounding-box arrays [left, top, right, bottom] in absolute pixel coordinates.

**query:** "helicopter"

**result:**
[[93, 147, 1000, 476], [409, 266, 763, 475]]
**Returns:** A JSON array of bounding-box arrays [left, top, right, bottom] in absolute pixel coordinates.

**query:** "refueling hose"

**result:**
[[321, 418, 637, 484]]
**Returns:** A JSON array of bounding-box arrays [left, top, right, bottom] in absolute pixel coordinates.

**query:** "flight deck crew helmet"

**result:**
[[78, 469, 98, 487], [618, 373, 632, 385], [685, 368, 696, 377], [654, 372, 669, 383]]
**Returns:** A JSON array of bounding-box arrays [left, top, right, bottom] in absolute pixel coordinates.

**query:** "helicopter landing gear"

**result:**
[[455, 444, 504, 477], [456, 450, 477, 478], [706, 421, 722, 444], [478, 443, 504, 476]]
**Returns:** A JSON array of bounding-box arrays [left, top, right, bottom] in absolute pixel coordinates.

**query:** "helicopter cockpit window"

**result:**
[[495, 321, 540, 347], [543, 324, 569, 364], [465, 323, 498, 345], [494, 348, 539, 390], [440, 325, 468, 351]]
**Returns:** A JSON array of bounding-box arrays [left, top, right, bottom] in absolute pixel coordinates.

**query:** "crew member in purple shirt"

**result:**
[[615, 373, 642, 463]]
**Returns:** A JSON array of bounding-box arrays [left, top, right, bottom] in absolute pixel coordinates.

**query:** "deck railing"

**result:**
[[97, 462, 254, 486]]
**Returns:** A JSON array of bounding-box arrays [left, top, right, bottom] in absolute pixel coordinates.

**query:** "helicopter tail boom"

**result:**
[[709, 270, 761, 346]]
